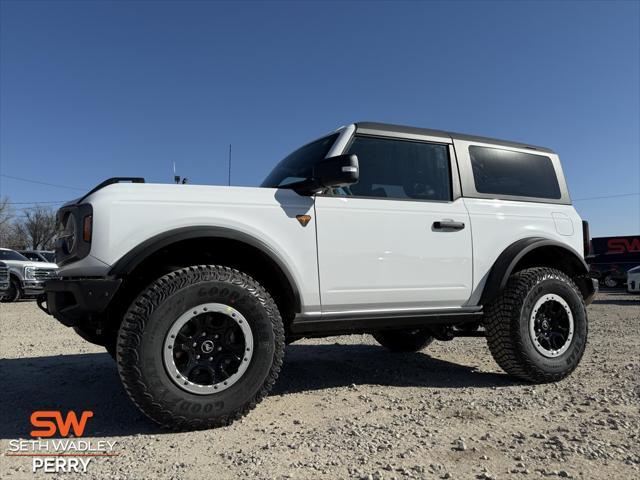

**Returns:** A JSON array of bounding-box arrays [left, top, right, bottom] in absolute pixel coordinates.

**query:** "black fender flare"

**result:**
[[109, 226, 302, 312], [479, 237, 590, 305]]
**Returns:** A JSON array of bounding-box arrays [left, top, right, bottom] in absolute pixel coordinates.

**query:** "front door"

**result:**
[[315, 135, 472, 314]]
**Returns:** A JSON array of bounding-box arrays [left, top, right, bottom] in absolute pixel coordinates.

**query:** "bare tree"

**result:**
[[18, 206, 57, 250], [2, 222, 28, 249], [0, 196, 11, 230], [0, 197, 17, 247]]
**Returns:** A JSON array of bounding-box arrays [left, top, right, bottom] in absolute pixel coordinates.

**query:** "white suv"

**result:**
[[42, 122, 597, 430]]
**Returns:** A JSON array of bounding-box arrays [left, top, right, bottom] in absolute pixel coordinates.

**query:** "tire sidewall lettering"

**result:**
[[123, 270, 278, 423]]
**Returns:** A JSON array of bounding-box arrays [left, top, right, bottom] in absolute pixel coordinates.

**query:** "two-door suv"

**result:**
[[42, 122, 597, 430]]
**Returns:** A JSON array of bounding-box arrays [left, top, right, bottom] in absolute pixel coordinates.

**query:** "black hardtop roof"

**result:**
[[355, 122, 555, 154]]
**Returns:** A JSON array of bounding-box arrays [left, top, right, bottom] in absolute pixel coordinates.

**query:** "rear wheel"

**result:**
[[484, 267, 587, 383], [603, 274, 619, 288], [117, 265, 284, 430], [373, 329, 434, 352]]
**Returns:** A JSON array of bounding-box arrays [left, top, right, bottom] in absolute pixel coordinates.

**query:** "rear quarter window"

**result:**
[[469, 146, 561, 199]]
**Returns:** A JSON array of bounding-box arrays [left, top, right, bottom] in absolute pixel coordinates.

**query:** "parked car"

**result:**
[[627, 265, 640, 293], [18, 250, 56, 264], [588, 235, 640, 288], [0, 248, 58, 302], [42, 122, 596, 430], [0, 261, 9, 299]]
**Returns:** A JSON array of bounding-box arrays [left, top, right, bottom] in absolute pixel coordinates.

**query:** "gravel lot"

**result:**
[[1, 291, 638, 479]]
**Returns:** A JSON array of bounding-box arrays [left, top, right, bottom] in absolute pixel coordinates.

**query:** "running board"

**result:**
[[290, 308, 483, 336]]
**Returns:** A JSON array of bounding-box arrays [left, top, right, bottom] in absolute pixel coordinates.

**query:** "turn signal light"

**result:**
[[296, 215, 311, 227], [83, 215, 93, 242]]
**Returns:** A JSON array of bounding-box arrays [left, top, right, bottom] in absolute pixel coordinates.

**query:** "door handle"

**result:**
[[433, 220, 465, 231]]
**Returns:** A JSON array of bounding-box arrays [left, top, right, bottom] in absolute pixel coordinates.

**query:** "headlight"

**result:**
[[24, 266, 36, 280], [55, 203, 92, 265], [59, 212, 77, 254]]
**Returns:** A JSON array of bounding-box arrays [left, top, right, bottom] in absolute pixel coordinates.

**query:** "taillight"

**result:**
[[582, 220, 590, 258]]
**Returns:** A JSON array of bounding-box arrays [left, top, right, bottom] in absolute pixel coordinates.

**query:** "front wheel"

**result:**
[[117, 265, 284, 430], [484, 267, 587, 383], [1, 278, 21, 303]]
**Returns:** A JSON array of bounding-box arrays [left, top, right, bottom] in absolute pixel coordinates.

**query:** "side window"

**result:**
[[469, 146, 561, 199], [341, 136, 452, 201]]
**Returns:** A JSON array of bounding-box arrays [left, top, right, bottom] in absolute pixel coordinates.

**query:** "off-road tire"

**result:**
[[373, 329, 434, 352], [1, 278, 21, 303], [484, 267, 587, 383], [116, 265, 285, 430]]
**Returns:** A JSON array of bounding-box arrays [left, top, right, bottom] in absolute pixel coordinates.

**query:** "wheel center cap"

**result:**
[[541, 319, 549, 330], [201, 340, 215, 354]]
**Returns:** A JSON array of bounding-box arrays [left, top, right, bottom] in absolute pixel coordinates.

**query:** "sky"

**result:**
[[0, 0, 638, 237]]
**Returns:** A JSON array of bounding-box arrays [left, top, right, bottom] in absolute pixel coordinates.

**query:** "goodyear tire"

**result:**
[[373, 329, 434, 352], [484, 267, 587, 383], [117, 265, 284, 430]]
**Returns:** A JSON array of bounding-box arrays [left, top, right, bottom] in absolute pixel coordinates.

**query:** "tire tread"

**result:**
[[484, 267, 587, 383], [116, 265, 285, 430]]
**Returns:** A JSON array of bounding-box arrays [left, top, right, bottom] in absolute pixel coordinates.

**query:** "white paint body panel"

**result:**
[[59, 184, 322, 313], [463, 197, 584, 305], [314, 196, 473, 311]]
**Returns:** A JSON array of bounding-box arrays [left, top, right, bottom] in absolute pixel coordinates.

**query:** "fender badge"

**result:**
[[296, 214, 311, 227]]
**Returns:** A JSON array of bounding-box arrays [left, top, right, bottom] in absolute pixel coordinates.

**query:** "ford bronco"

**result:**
[[41, 122, 597, 430]]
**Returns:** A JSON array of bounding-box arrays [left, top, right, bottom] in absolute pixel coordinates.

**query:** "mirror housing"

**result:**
[[313, 154, 359, 188], [291, 154, 359, 195]]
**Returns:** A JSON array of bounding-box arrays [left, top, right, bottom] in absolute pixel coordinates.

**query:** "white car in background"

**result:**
[[627, 265, 640, 293], [0, 261, 9, 299], [0, 248, 59, 302]]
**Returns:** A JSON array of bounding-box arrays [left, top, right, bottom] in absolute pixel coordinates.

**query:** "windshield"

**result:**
[[21, 252, 45, 262], [261, 133, 339, 188], [42, 252, 56, 263], [0, 250, 29, 261]]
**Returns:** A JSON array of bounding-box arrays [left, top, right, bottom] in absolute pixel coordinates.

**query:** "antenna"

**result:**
[[228, 144, 232, 186], [173, 161, 181, 184]]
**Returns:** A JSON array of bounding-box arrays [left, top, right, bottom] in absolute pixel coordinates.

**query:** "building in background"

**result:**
[[588, 235, 640, 288]]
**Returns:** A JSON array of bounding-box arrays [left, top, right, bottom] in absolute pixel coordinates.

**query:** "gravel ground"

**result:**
[[1, 291, 638, 479]]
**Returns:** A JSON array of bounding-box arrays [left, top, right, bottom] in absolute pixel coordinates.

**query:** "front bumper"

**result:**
[[42, 278, 122, 327], [23, 280, 46, 296]]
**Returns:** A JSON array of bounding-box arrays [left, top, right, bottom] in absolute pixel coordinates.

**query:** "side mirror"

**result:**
[[312, 154, 359, 188], [290, 154, 359, 195]]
